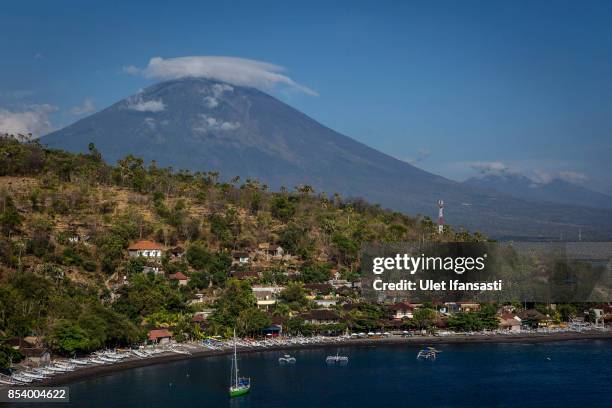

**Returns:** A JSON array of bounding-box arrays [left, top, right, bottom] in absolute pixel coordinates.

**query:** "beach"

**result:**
[[31, 330, 612, 387]]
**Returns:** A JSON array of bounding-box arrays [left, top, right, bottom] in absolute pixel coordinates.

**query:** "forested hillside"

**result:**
[[0, 136, 485, 360]]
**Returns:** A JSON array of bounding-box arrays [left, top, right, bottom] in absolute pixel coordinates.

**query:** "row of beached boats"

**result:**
[[203, 335, 352, 351], [0, 347, 194, 386]]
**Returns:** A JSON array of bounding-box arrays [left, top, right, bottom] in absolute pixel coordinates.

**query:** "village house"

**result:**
[[304, 283, 334, 299], [254, 290, 277, 309], [251, 285, 284, 309], [498, 312, 522, 332], [257, 243, 285, 260], [457, 301, 481, 312], [22, 348, 51, 365], [518, 309, 553, 328], [444, 301, 480, 313], [128, 240, 164, 259], [388, 302, 416, 320], [169, 272, 190, 286], [314, 299, 337, 308], [192, 312, 209, 330], [251, 285, 285, 294], [300, 309, 340, 325], [232, 251, 251, 265], [4, 336, 50, 365], [263, 316, 284, 337], [148, 329, 173, 344]]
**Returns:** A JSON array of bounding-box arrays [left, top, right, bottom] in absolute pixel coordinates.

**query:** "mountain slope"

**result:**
[[464, 174, 612, 210], [42, 78, 612, 239]]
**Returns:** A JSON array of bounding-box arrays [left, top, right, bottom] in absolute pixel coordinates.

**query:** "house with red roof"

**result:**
[[169, 272, 190, 286], [388, 302, 416, 320], [128, 240, 164, 259], [148, 329, 173, 344]]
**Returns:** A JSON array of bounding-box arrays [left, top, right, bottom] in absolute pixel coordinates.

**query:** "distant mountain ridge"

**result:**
[[41, 78, 612, 239], [464, 173, 612, 210]]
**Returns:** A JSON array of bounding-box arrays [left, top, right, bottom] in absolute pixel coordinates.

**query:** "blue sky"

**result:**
[[1, 0, 612, 193]]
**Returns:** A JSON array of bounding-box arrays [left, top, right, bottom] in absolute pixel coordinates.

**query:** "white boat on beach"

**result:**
[[70, 358, 92, 365], [0, 373, 25, 385], [11, 373, 33, 383], [20, 371, 46, 380], [132, 350, 149, 358]]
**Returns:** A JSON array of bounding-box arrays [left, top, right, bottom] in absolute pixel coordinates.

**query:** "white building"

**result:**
[[128, 240, 164, 259]]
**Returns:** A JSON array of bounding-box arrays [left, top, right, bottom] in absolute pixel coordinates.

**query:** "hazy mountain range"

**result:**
[[464, 173, 612, 210], [42, 78, 612, 240]]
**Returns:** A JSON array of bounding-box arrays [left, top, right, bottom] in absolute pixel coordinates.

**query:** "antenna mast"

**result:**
[[437, 200, 444, 234]]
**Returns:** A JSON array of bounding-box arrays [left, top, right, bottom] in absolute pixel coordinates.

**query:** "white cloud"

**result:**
[[558, 171, 588, 184], [193, 114, 240, 133], [70, 98, 95, 116], [533, 170, 588, 185], [212, 83, 233, 97], [129, 56, 317, 96], [143, 117, 157, 131], [201, 83, 233, 109], [0, 104, 57, 137], [203, 96, 219, 108], [469, 161, 513, 175], [468, 161, 590, 186], [126, 95, 165, 112]]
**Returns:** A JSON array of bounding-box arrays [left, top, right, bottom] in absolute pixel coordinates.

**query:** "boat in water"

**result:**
[[278, 354, 296, 364], [326, 352, 348, 364], [229, 329, 251, 397], [417, 347, 441, 360]]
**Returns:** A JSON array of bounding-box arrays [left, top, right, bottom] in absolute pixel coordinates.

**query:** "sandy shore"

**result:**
[[25, 331, 609, 387]]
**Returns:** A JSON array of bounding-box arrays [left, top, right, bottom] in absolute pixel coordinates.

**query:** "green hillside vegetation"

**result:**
[[0, 136, 486, 360]]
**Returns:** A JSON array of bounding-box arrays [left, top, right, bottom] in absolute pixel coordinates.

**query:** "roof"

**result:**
[[148, 329, 173, 340], [169, 272, 189, 280], [518, 309, 548, 320], [128, 240, 164, 250], [499, 317, 521, 327], [500, 311, 518, 320], [388, 302, 415, 311], [304, 283, 333, 294], [192, 314, 206, 322], [342, 303, 360, 311], [301, 309, 340, 321], [232, 251, 250, 258]]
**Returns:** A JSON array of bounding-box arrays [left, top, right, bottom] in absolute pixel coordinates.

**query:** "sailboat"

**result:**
[[229, 329, 251, 397]]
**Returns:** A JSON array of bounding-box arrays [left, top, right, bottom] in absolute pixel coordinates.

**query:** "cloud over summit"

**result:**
[[124, 56, 317, 96]]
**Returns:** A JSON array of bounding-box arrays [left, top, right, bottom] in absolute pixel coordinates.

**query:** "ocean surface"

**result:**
[[11, 340, 612, 408]]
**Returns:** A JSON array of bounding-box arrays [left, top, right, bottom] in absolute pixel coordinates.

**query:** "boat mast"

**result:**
[[233, 328, 238, 386]]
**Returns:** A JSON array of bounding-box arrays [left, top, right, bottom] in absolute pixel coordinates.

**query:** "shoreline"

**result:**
[[34, 331, 612, 387]]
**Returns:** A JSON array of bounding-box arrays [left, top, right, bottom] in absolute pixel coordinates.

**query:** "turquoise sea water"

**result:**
[[10, 340, 611, 408]]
